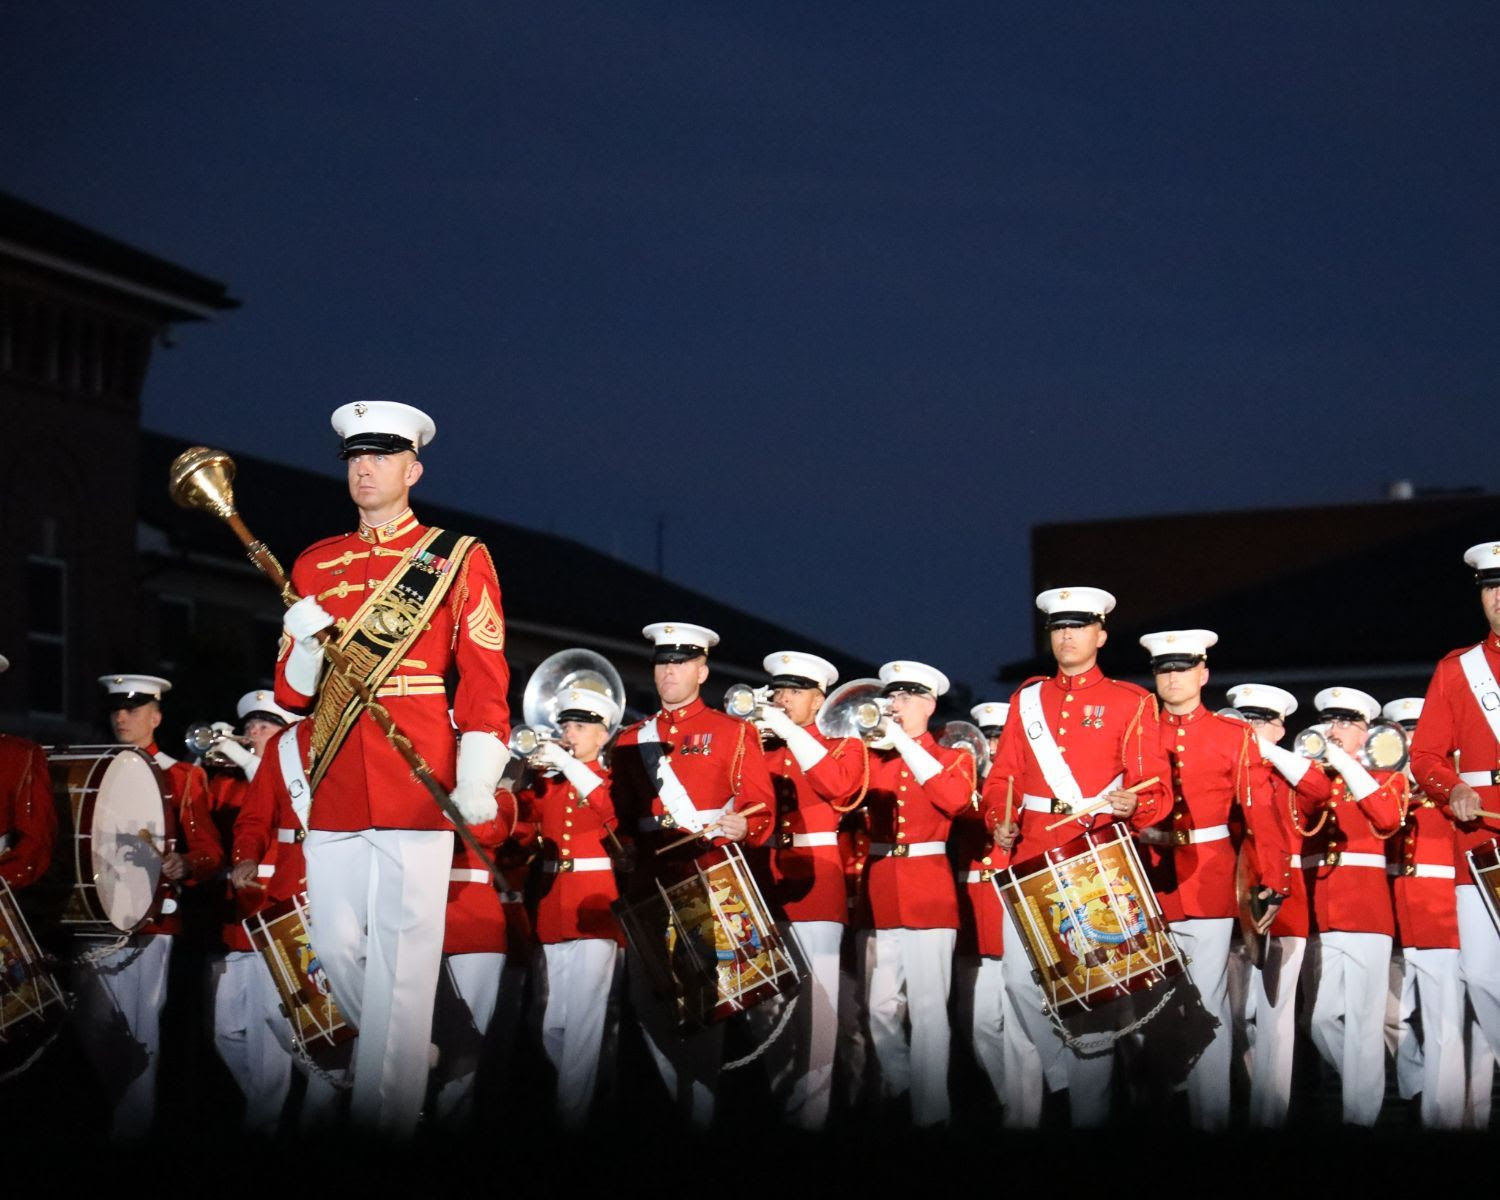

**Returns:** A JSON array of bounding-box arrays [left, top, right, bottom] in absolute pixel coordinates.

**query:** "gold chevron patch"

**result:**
[[466, 585, 505, 651]]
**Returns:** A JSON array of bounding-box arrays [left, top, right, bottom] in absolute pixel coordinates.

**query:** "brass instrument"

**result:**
[[722, 683, 772, 726], [1293, 719, 1409, 773], [185, 720, 252, 767], [939, 719, 991, 780], [816, 678, 890, 742], [510, 648, 626, 766]]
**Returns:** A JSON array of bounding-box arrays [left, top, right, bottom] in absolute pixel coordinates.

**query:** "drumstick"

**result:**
[[1002, 777, 1014, 829], [655, 803, 768, 854], [1478, 809, 1500, 822], [1043, 776, 1161, 832]]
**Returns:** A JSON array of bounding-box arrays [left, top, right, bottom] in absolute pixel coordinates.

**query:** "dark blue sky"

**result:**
[[5, 3, 1497, 691]]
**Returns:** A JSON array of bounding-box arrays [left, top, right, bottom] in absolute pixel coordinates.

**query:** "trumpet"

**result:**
[[508, 724, 561, 765], [185, 720, 251, 767], [1293, 720, 1409, 773], [723, 683, 773, 726], [816, 679, 892, 742]]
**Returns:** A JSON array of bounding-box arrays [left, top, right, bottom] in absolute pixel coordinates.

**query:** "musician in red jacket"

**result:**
[[609, 621, 776, 1129], [1232, 682, 1333, 1128], [753, 651, 869, 1130], [272, 400, 512, 1135], [1300, 686, 1409, 1125], [74, 674, 222, 1141], [1381, 696, 1466, 1128], [1409, 540, 1500, 1083], [980, 587, 1171, 1128], [852, 659, 975, 1127], [230, 719, 349, 1130], [0, 653, 55, 892], [206, 689, 300, 1135], [522, 684, 623, 1129], [1134, 630, 1288, 1131], [950, 700, 1012, 1117]]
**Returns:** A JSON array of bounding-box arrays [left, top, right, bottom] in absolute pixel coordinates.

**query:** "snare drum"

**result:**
[[997, 822, 1183, 1019], [0, 878, 69, 1074], [616, 843, 800, 1028], [243, 891, 356, 1061], [1466, 838, 1500, 934], [45, 745, 169, 933]]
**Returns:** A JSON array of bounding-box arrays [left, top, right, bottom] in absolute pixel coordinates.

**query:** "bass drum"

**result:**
[[44, 745, 169, 933]]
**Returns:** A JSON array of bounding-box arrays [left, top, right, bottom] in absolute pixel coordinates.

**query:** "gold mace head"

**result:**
[[169, 446, 238, 521]]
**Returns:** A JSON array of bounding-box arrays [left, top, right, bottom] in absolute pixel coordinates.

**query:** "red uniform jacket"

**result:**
[[273, 509, 511, 831], [857, 733, 975, 931], [0, 734, 56, 890], [140, 746, 223, 937], [1389, 789, 1460, 950], [1263, 762, 1333, 939], [765, 726, 868, 926], [980, 669, 1172, 860], [1141, 706, 1290, 922], [230, 724, 314, 948], [610, 698, 776, 876], [442, 807, 516, 956], [523, 761, 621, 944], [1410, 632, 1500, 860], [1302, 767, 1409, 936], [208, 768, 252, 951], [950, 790, 1005, 958]]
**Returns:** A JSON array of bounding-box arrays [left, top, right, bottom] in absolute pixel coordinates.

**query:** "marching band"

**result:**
[[5, 400, 1500, 1141]]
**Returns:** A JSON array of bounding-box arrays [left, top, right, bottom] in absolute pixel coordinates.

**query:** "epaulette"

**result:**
[[1110, 677, 1152, 698], [296, 532, 353, 561]]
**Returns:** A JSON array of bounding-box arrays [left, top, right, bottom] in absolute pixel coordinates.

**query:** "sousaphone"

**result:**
[[816, 678, 889, 741], [939, 719, 991, 781], [510, 648, 627, 761]]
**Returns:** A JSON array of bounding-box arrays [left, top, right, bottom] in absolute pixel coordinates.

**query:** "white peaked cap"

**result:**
[[1464, 541, 1500, 584], [99, 673, 172, 702], [236, 689, 300, 725], [1139, 629, 1219, 664], [642, 621, 720, 661], [1314, 686, 1381, 723], [763, 651, 838, 691], [555, 685, 622, 728], [970, 701, 1010, 729], [1382, 697, 1424, 723], [331, 400, 436, 457], [1035, 586, 1116, 626], [878, 660, 950, 697], [1226, 683, 1298, 720]]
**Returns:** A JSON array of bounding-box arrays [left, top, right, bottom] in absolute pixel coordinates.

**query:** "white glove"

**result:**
[[533, 740, 603, 798], [758, 706, 828, 773], [283, 597, 335, 696], [1258, 737, 1311, 787], [887, 722, 943, 785], [1324, 743, 1379, 800], [213, 737, 259, 780], [450, 731, 509, 825]]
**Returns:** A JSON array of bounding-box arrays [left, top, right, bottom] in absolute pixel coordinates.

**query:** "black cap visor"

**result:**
[[652, 645, 708, 665], [1045, 611, 1104, 630], [339, 432, 416, 459], [767, 674, 821, 692], [1150, 654, 1206, 674], [556, 708, 607, 726]]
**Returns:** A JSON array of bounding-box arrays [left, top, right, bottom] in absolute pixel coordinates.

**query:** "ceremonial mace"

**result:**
[[168, 446, 508, 883]]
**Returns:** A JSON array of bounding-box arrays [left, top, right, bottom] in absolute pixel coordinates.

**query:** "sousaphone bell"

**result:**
[[509, 648, 626, 763], [816, 678, 890, 742]]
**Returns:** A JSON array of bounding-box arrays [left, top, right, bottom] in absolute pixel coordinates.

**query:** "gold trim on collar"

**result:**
[[357, 509, 420, 544]]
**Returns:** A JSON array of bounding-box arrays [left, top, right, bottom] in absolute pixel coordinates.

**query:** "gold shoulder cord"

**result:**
[[1289, 771, 1330, 839], [831, 738, 870, 814], [1367, 773, 1412, 841]]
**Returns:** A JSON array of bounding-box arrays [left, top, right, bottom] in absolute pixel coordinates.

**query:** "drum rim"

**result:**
[[61, 745, 166, 932]]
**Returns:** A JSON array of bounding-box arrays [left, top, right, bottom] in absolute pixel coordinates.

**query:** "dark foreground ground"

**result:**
[[4, 934, 1492, 1190]]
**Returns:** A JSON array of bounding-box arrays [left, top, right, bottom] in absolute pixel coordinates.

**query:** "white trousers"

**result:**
[[781, 921, 842, 1129], [430, 951, 504, 1125], [837, 952, 872, 1110], [1458, 884, 1500, 1055], [953, 954, 1008, 1107], [211, 949, 295, 1135], [304, 827, 453, 1136], [999, 905, 1112, 1127], [1401, 946, 1466, 1128], [1468, 1011, 1495, 1128], [1310, 930, 1392, 1125], [542, 938, 620, 1128], [1246, 935, 1306, 1128], [1170, 918, 1233, 1132], [629, 948, 724, 1129], [71, 934, 172, 1142], [861, 926, 955, 1127]]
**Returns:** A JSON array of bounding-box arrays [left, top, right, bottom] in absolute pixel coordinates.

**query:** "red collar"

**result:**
[[1163, 704, 1207, 727], [1052, 667, 1102, 691], [1487, 631, 1500, 655], [659, 697, 706, 723], [357, 508, 420, 544]]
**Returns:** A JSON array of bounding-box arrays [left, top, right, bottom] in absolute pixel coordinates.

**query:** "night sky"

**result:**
[[5, 3, 1497, 692]]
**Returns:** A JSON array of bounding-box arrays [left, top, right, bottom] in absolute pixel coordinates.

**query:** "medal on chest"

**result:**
[[1082, 704, 1106, 729], [677, 732, 714, 757]]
